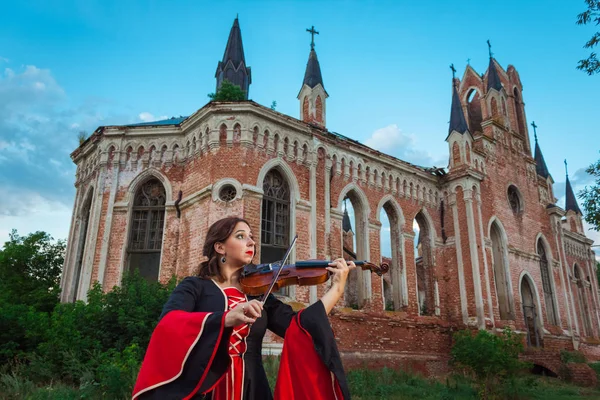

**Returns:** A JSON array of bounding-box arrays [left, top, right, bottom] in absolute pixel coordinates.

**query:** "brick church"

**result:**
[[60, 18, 599, 375]]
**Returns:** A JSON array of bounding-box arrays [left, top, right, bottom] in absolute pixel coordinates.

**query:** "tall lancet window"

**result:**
[[127, 178, 166, 281], [574, 265, 593, 336], [537, 240, 557, 325], [261, 169, 290, 264], [72, 190, 93, 302]]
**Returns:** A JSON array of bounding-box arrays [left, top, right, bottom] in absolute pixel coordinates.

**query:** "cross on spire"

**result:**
[[487, 39, 493, 58], [467, 58, 471, 65], [450, 63, 456, 79], [306, 25, 319, 50], [564, 159, 569, 177], [531, 121, 538, 142]]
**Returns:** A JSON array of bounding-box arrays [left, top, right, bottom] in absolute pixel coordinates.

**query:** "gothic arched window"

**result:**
[[538, 240, 557, 325], [261, 169, 290, 264], [127, 178, 166, 281]]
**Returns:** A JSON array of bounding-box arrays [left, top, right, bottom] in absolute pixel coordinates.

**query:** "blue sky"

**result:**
[[0, 0, 598, 256]]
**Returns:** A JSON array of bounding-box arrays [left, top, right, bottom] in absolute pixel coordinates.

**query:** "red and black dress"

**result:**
[[132, 277, 349, 400]]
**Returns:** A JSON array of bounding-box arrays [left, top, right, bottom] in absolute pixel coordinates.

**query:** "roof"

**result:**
[[486, 58, 503, 92], [448, 79, 469, 136], [125, 117, 188, 127], [222, 17, 245, 66], [565, 175, 582, 214], [534, 139, 551, 179], [302, 49, 325, 91], [342, 208, 353, 232]]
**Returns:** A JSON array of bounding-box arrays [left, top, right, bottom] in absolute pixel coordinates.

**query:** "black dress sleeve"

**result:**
[[264, 294, 297, 338], [133, 277, 231, 400]]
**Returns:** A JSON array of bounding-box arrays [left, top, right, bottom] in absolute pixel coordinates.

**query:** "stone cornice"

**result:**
[[564, 230, 594, 246]]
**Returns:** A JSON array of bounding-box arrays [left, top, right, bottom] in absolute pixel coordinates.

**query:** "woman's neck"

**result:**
[[218, 263, 243, 287]]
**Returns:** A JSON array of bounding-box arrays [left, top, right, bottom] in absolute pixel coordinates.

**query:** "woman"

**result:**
[[133, 216, 355, 400]]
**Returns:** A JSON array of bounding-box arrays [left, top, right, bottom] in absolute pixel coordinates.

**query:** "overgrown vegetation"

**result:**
[[208, 79, 246, 101], [0, 230, 175, 399], [2, 230, 600, 399], [450, 327, 529, 399]]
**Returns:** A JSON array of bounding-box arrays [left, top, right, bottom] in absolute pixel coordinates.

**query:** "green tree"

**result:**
[[450, 327, 527, 399], [577, 0, 600, 75], [579, 157, 600, 231], [0, 230, 65, 312], [208, 80, 246, 101]]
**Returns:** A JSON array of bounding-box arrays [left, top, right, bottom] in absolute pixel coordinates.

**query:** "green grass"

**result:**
[[3, 364, 600, 400]]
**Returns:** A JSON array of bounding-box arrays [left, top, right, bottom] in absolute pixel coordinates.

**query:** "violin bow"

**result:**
[[259, 235, 298, 302]]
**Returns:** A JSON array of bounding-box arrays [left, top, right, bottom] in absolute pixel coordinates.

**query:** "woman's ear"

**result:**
[[214, 242, 225, 256]]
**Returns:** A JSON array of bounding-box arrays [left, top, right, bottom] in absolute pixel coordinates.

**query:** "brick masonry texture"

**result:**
[[60, 60, 599, 384]]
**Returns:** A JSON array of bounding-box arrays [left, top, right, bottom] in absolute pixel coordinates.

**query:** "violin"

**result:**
[[239, 259, 390, 296]]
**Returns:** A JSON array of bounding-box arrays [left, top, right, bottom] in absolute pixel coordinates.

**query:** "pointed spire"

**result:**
[[565, 160, 582, 214], [532, 121, 551, 179], [486, 40, 503, 92], [448, 64, 469, 136], [342, 199, 353, 232], [302, 48, 325, 90], [215, 17, 251, 98]]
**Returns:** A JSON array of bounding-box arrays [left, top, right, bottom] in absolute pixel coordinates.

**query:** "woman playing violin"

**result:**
[[133, 216, 355, 400]]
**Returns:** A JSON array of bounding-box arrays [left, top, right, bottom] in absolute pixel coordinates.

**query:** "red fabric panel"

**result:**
[[132, 310, 224, 399], [274, 311, 344, 400]]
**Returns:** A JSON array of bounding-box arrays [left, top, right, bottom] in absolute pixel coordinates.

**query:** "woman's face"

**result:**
[[222, 221, 255, 267]]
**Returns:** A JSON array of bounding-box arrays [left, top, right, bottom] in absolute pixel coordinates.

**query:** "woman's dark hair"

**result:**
[[199, 216, 250, 281]]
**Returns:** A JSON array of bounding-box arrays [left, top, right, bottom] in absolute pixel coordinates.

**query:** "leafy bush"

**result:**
[[560, 350, 587, 364], [208, 79, 246, 101], [450, 327, 528, 398]]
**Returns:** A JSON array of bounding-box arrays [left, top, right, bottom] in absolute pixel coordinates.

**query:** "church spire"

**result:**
[[565, 160, 582, 214], [532, 121, 551, 179], [215, 16, 251, 99], [342, 199, 353, 232], [301, 26, 326, 91], [298, 26, 328, 127], [447, 64, 469, 136], [486, 40, 503, 92]]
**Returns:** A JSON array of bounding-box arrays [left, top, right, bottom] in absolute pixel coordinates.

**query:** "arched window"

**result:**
[[414, 212, 434, 315], [302, 97, 309, 122], [521, 276, 543, 347], [127, 178, 166, 281], [466, 89, 483, 133], [507, 185, 522, 214], [465, 142, 471, 164], [538, 240, 557, 325], [452, 142, 461, 166], [490, 97, 499, 117], [261, 169, 290, 264], [513, 88, 526, 135], [71, 190, 94, 301], [574, 265, 593, 336], [315, 95, 323, 123], [491, 222, 513, 320]]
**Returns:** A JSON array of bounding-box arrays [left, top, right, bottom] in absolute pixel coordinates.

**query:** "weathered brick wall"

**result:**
[[63, 95, 599, 376]]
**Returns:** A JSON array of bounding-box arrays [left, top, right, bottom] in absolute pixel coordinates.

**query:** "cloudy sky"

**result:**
[[0, 1, 598, 258]]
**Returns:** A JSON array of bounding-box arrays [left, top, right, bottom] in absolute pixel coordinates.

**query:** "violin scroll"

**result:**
[[357, 261, 390, 277]]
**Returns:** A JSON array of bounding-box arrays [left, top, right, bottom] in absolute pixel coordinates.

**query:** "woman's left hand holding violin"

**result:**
[[320, 258, 356, 315]]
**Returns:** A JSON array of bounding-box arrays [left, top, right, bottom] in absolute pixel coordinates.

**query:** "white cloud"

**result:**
[[139, 112, 168, 122], [364, 124, 445, 167], [0, 187, 73, 247]]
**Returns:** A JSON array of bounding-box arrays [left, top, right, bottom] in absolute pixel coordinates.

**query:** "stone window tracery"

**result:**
[[127, 178, 166, 281]]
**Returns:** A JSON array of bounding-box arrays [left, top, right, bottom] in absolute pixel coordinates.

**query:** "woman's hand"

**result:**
[[224, 299, 263, 327], [326, 258, 357, 294], [320, 258, 356, 314]]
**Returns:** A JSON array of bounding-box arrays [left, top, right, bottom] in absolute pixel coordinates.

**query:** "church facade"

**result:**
[[60, 18, 600, 374]]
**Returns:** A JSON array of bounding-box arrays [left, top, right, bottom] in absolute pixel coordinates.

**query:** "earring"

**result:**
[[221, 256, 226, 264]]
